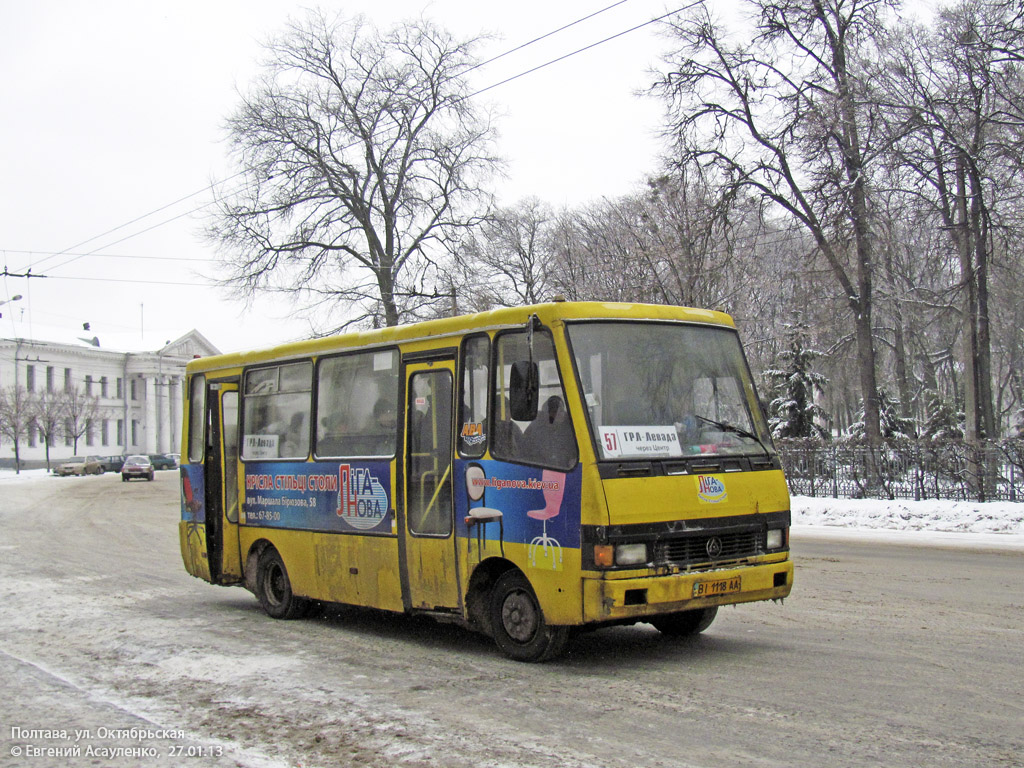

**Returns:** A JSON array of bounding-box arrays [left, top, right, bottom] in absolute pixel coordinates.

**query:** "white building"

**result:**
[[0, 330, 219, 468]]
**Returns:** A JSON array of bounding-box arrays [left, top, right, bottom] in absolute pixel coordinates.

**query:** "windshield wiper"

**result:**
[[694, 415, 770, 455]]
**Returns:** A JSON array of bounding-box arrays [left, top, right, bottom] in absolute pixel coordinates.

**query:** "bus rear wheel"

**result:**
[[256, 548, 310, 620], [650, 606, 718, 637], [489, 570, 569, 662]]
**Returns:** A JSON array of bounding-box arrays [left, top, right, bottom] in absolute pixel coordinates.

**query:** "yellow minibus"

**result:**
[[179, 301, 792, 661]]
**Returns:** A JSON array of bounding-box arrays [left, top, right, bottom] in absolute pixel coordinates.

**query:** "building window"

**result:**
[[131, 420, 139, 446], [117, 419, 124, 446], [85, 375, 93, 396], [116, 378, 123, 399], [130, 379, 137, 401], [47, 366, 55, 393], [101, 419, 109, 446], [26, 365, 35, 392], [64, 368, 72, 391], [64, 419, 73, 447], [101, 377, 109, 398], [86, 419, 94, 447], [28, 421, 37, 448]]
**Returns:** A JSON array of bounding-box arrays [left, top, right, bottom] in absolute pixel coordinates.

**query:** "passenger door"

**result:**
[[401, 357, 461, 611], [204, 380, 243, 584]]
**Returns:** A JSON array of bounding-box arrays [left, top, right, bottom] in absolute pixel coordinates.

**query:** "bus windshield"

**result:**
[[568, 321, 771, 460]]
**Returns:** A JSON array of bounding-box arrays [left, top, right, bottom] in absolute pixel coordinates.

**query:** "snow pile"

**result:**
[[0, 468, 52, 484], [792, 495, 1024, 534]]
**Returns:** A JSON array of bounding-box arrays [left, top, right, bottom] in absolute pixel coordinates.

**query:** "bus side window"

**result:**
[[316, 349, 398, 458], [242, 362, 312, 460], [458, 335, 489, 458], [492, 331, 577, 470], [188, 375, 205, 463]]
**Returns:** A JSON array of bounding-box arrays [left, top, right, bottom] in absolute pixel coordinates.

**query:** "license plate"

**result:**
[[692, 576, 741, 598]]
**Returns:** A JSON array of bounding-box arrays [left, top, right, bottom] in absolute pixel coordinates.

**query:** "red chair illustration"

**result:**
[[528, 470, 565, 568]]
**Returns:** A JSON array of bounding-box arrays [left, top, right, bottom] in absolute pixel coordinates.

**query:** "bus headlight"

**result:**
[[766, 528, 785, 549], [615, 543, 648, 566]]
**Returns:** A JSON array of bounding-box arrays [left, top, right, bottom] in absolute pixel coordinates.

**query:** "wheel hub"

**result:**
[[501, 590, 538, 643]]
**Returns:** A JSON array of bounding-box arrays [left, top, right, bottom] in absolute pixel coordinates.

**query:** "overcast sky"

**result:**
[[0, 0, 685, 354]]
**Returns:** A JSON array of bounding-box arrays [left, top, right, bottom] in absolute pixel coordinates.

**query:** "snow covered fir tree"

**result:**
[[763, 321, 830, 440]]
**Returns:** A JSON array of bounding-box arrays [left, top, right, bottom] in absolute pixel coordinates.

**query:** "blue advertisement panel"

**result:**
[[455, 460, 582, 569], [181, 465, 205, 523], [242, 461, 393, 535]]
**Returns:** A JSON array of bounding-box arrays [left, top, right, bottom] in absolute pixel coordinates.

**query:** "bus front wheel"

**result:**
[[489, 570, 569, 662], [256, 548, 310, 620], [650, 606, 718, 637]]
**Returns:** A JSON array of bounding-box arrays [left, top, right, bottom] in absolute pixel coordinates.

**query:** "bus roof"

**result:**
[[185, 300, 736, 373]]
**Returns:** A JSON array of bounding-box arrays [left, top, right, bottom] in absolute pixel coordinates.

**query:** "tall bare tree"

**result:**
[[652, 0, 899, 448], [209, 12, 501, 329], [31, 389, 65, 471], [456, 198, 556, 309], [878, 0, 1024, 439], [0, 385, 32, 473], [61, 387, 101, 455]]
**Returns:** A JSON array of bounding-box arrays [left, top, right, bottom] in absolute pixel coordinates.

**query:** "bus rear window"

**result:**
[[187, 375, 205, 463]]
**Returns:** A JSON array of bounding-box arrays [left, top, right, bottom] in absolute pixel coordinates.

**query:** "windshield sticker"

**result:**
[[600, 426, 683, 458], [460, 422, 486, 446], [696, 475, 728, 504]]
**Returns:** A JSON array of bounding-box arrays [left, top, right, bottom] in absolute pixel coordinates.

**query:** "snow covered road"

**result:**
[[1, 471, 1022, 767]]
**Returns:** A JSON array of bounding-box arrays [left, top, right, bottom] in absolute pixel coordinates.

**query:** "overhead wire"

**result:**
[[15, 1, 690, 281]]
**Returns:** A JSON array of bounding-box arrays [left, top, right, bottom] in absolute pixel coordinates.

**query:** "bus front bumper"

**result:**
[[582, 559, 793, 623]]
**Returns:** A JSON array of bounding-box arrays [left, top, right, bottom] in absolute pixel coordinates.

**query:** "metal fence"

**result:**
[[775, 438, 1024, 502]]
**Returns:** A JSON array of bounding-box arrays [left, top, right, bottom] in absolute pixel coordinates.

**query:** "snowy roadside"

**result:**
[[792, 495, 1024, 550], [3, 468, 1022, 549]]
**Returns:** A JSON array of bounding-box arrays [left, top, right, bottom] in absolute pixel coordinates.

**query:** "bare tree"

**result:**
[[877, 0, 1024, 440], [31, 389, 65, 471], [0, 385, 32, 473], [631, 168, 748, 309], [61, 387, 101, 455], [209, 11, 501, 329], [652, 0, 900, 448], [456, 198, 556, 309]]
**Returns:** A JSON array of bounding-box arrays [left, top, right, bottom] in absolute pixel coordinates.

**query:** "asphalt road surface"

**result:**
[[1, 472, 1022, 767]]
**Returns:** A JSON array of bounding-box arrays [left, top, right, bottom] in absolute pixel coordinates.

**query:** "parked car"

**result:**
[[55, 455, 104, 476], [148, 453, 177, 470], [165, 453, 181, 468], [122, 455, 154, 482], [98, 455, 126, 473]]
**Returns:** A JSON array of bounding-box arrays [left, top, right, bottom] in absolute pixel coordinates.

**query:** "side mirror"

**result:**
[[509, 361, 539, 421]]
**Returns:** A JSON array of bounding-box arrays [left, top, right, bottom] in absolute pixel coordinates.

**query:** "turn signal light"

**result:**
[[594, 545, 614, 567]]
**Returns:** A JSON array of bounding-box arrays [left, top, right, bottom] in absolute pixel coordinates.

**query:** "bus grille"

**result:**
[[655, 530, 763, 567]]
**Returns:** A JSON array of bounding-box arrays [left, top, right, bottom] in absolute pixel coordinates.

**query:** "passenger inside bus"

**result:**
[[366, 397, 397, 455], [490, 396, 522, 456], [519, 395, 576, 469]]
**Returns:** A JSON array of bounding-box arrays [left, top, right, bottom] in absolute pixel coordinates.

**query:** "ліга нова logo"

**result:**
[[696, 475, 727, 504], [337, 464, 389, 530]]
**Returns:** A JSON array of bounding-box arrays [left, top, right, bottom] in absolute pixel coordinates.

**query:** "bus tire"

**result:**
[[651, 606, 718, 637], [256, 548, 310, 620], [489, 570, 569, 662]]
